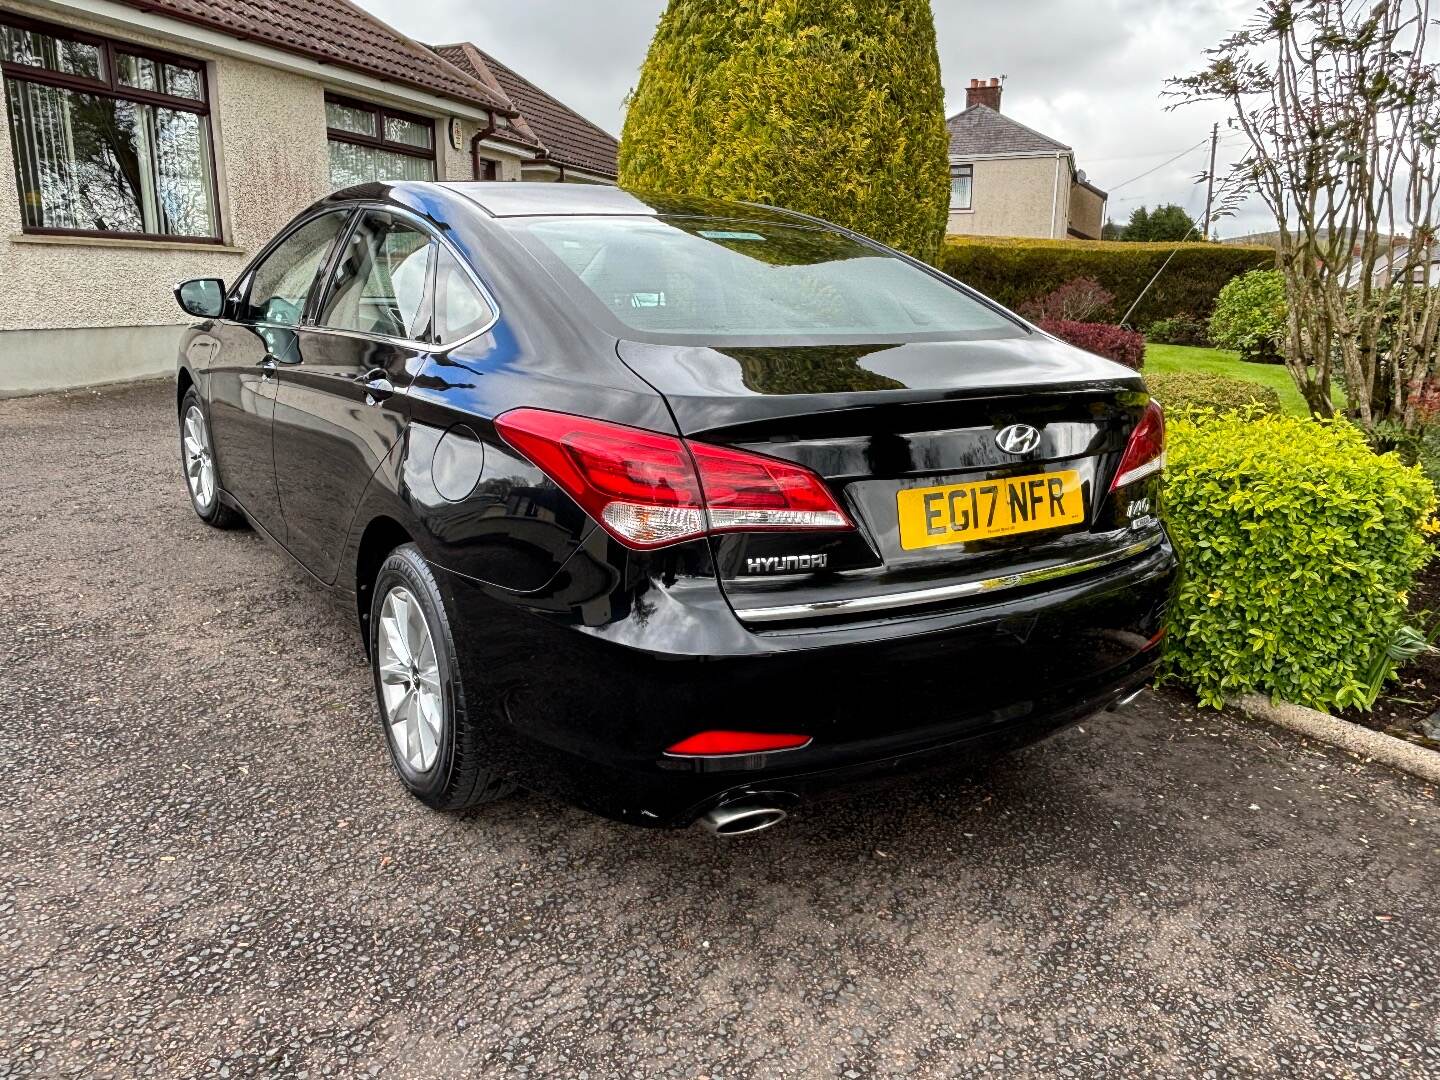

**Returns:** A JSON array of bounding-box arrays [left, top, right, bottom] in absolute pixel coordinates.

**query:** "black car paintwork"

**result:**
[[178, 181, 1177, 827]]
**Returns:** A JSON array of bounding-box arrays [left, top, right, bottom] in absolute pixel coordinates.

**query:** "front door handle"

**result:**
[[363, 370, 395, 405]]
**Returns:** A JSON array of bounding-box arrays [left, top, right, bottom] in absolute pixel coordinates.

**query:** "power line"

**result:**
[[1107, 138, 1209, 193]]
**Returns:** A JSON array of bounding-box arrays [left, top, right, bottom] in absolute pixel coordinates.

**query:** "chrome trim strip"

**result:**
[[734, 534, 1165, 625]]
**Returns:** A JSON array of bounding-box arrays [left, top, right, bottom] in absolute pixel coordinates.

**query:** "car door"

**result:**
[[205, 209, 352, 540], [271, 208, 437, 583]]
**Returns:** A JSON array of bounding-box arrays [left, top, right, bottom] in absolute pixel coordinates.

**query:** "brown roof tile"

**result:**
[[435, 41, 618, 179], [431, 43, 542, 151], [126, 0, 514, 114]]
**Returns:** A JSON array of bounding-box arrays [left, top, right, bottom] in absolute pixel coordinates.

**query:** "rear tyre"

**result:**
[[179, 389, 243, 529], [369, 543, 514, 810]]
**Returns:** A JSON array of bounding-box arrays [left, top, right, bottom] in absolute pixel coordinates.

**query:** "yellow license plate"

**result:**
[[896, 470, 1084, 550]]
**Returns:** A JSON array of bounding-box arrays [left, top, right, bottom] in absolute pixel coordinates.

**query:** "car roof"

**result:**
[[434, 181, 814, 224]]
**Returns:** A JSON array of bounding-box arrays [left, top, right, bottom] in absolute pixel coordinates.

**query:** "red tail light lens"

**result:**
[[494, 408, 852, 550], [1110, 400, 1165, 491], [665, 730, 812, 756]]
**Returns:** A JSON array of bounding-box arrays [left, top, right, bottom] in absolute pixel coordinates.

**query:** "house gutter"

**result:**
[[470, 112, 498, 179]]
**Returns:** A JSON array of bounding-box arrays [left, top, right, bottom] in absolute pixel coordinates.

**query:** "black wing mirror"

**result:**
[[175, 278, 227, 319]]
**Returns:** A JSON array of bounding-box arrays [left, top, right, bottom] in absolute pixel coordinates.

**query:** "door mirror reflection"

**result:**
[[175, 278, 226, 318]]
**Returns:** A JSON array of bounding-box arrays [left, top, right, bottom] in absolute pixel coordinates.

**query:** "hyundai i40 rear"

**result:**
[[171, 182, 1177, 833]]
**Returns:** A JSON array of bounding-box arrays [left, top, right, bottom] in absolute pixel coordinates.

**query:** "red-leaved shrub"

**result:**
[[1018, 276, 1116, 322], [1037, 319, 1146, 370]]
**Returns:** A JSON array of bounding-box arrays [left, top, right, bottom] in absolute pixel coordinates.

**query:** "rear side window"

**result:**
[[241, 211, 348, 326], [317, 210, 434, 340], [433, 247, 495, 345], [508, 216, 1021, 345]]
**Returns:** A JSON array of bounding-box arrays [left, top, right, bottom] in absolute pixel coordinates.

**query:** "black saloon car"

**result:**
[[173, 183, 1176, 834]]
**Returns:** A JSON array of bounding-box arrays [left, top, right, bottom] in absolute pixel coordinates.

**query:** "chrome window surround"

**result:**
[[733, 533, 1165, 625]]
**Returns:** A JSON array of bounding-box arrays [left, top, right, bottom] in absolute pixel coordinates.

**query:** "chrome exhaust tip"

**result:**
[[699, 801, 789, 836]]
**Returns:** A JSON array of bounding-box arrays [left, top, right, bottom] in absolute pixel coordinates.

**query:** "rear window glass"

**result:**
[[507, 216, 1021, 344]]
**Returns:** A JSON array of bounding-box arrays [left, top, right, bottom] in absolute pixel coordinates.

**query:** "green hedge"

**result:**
[[619, 1, 951, 262], [1162, 411, 1435, 710], [1145, 372, 1282, 415], [938, 237, 1274, 327]]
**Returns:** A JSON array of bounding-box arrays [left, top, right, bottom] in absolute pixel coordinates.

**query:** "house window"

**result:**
[[1, 13, 218, 240], [950, 164, 973, 211], [325, 94, 436, 188]]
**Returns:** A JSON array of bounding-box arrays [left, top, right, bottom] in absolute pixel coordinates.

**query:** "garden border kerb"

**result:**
[[1233, 693, 1440, 785]]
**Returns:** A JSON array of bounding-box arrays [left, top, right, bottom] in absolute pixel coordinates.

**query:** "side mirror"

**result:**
[[175, 278, 226, 319]]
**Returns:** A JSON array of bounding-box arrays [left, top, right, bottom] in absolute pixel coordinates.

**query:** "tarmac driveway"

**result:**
[[1, 380, 1437, 1079]]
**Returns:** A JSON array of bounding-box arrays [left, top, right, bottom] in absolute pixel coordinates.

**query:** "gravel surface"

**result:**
[[3, 379, 1439, 1079]]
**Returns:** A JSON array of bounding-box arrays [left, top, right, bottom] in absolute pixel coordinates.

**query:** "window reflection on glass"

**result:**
[[383, 115, 430, 149], [434, 247, 494, 344], [5, 81, 216, 236], [325, 101, 377, 137], [1, 25, 104, 80], [519, 216, 1016, 339], [319, 212, 433, 339], [244, 212, 348, 325], [116, 52, 157, 92], [162, 64, 202, 100], [327, 140, 435, 187]]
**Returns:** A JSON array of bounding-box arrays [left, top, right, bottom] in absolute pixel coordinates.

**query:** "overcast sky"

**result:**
[[366, 0, 1273, 237]]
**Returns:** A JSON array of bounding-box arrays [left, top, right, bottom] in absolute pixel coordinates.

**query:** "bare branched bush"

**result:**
[[1170, 0, 1439, 433]]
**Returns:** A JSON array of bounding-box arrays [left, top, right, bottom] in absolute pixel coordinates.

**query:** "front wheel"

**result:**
[[179, 389, 243, 528], [369, 543, 514, 810]]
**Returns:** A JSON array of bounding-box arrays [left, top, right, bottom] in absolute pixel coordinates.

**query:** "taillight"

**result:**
[[665, 730, 812, 756], [494, 408, 852, 550], [1110, 400, 1165, 491]]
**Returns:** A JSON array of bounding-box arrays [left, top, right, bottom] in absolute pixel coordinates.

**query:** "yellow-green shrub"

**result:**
[[1145, 372, 1282, 415], [1162, 410, 1435, 710], [618, 0, 950, 262]]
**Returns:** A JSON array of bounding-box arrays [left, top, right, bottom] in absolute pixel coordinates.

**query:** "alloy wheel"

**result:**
[[183, 405, 216, 510], [377, 586, 444, 773]]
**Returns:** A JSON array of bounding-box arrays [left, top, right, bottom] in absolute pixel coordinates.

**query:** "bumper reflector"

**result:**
[[665, 731, 812, 757]]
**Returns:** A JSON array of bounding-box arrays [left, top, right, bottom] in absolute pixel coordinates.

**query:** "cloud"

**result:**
[[365, 0, 1274, 236]]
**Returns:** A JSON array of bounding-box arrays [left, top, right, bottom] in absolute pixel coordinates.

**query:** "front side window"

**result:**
[[509, 216, 1019, 344], [242, 212, 349, 326], [950, 164, 973, 210], [325, 95, 436, 188], [1, 15, 217, 239], [318, 211, 434, 340]]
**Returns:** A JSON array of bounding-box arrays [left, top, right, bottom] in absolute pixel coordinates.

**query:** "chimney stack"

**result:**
[[966, 76, 1003, 112]]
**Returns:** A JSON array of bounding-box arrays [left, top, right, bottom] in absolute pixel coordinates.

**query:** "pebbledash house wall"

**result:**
[[0, 0, 530, 396]]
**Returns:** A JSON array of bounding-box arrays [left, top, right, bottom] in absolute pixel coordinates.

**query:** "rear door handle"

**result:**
[[363, 370, 395, 405]]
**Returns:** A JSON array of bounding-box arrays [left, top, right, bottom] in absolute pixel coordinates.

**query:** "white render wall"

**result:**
[[945, 154, 1070, 240]]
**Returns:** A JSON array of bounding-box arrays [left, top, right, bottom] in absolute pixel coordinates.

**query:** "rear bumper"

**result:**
[[433, 535, 1177, 828]]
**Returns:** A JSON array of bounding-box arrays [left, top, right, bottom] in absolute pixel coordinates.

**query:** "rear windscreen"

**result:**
[[506, 215, 1023, 344]]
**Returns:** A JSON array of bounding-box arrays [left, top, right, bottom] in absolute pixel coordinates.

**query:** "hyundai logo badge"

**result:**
[[995, 423, 1042, 455]]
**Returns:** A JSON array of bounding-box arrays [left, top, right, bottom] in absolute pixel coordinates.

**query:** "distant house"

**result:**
[[945, 78, 1106, 241], [0, 0, 619, 396], [432, 43, 618, 184]]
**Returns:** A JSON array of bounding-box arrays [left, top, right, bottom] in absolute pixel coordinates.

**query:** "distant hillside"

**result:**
[[1223, 229, 1405, 254]]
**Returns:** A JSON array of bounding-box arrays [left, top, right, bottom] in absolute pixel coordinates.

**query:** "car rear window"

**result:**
[[506, 215, 1023, 344]]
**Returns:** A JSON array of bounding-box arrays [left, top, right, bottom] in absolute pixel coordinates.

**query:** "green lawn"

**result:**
[[1144, 344, 1331, 417]]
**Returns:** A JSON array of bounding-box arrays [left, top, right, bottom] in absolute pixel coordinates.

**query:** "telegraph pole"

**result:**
[[1201, 122, 1219, 240]]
